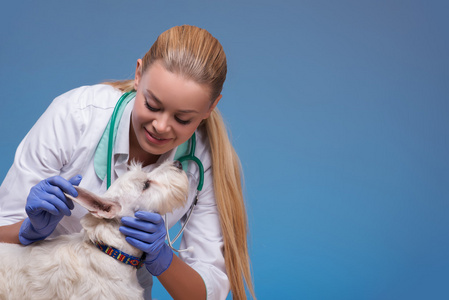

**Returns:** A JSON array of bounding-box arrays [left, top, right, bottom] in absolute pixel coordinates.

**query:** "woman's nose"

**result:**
[[152, 114, 171, 134]]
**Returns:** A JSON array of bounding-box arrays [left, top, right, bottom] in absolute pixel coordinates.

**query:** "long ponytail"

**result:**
[[204, 109, 255, 299]]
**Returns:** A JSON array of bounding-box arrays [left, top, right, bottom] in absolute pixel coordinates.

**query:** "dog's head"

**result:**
[[66, 161, 189, 219]]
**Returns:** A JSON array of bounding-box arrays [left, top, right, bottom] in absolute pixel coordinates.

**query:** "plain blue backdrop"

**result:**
[[0, 1, 448, 299]]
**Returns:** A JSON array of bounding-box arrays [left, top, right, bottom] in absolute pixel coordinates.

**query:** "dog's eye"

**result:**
[[174, 160, 183, 171], [143, 180, 151, 191]]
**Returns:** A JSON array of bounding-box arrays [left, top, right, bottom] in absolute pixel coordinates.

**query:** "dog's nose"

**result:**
[[174, 160, 183, 170]]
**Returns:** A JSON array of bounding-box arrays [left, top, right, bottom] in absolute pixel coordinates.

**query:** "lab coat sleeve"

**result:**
[[178, 130, 230, 300], [0, 89, 86, 226]]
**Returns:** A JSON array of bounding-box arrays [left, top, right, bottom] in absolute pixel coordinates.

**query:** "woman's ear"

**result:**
[[205, 94, 222, 119], [65, 186, 121, 219], [134, 59, 143, 91]]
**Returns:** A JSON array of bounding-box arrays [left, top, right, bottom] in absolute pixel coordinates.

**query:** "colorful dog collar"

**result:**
[[94, 241, 145, 269]]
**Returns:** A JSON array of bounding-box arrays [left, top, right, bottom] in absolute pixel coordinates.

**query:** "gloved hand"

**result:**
[[19, 175, 82, 245], [120, 211, 173, 276]]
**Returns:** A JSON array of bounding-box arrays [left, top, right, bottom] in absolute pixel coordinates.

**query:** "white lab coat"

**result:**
[[0, 84, 229, 299]]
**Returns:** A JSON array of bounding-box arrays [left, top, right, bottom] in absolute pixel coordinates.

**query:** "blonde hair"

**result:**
[[105, 25, 255, 299]]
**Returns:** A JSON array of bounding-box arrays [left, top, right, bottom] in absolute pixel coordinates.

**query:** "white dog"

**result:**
[[0, 161, 189, 300]]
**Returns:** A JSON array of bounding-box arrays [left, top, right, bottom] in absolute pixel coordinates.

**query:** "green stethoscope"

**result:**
[[94, 90, 204, 253]]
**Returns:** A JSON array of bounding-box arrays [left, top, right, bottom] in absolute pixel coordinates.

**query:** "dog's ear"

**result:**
[[66, 186, 122, 219]]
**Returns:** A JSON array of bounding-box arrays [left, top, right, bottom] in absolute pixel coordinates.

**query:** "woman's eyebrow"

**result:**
[[146, 89, 162, 104], [146, 89, 199, 114]]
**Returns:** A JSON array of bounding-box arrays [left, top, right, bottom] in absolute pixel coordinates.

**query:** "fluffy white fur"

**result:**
[[0, 161, 189, 300]]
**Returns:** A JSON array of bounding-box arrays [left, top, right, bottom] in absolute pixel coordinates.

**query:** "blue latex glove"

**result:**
[[120, 211, 173, 276], [19, 175, 82, 245]]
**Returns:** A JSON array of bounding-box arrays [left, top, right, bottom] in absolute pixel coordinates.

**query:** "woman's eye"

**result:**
[[175, 116, 191, 125], [145, 100, 159, 112]]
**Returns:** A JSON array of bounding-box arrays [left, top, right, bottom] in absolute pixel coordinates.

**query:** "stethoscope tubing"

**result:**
[[106, 91, 204, 253]]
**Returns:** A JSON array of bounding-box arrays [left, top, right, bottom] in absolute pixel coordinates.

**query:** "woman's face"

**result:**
[[131, 60, 219, 161]]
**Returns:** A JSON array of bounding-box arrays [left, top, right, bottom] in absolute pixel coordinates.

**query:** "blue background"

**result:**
[[1, 1, 448, 299]]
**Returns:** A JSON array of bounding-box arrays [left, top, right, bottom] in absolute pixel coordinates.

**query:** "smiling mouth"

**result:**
[[145, 128, 171, 144], [150, 132, 165, 140]]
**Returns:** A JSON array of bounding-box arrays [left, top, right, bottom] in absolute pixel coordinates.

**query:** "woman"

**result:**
[[0, 25, 255, 299]]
